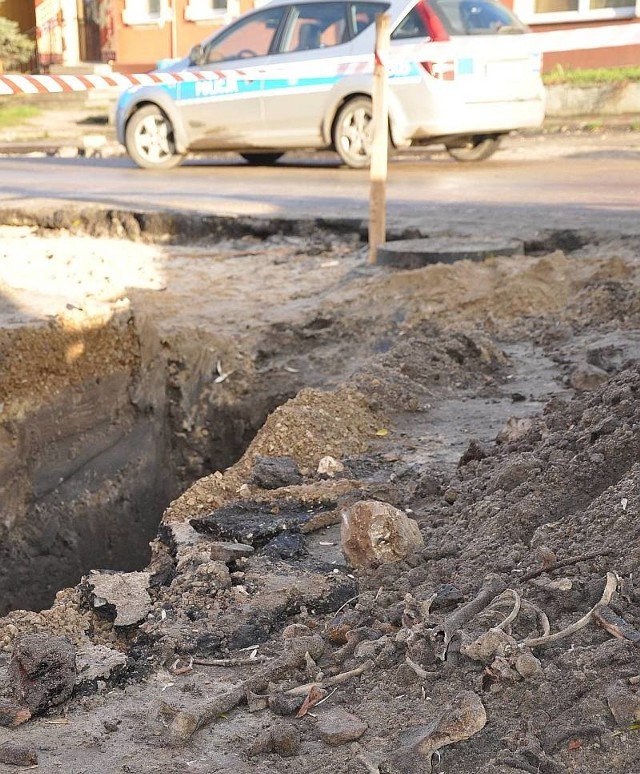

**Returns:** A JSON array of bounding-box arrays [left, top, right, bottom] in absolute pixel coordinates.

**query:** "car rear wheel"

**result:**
[[446, 135, 501, 162], [333, 97, 374, 169], [240, 152, 284, 165], [125, 105, 185, 170]]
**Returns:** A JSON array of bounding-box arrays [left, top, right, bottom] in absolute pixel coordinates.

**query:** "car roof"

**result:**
[[261, 0, 414, 15]]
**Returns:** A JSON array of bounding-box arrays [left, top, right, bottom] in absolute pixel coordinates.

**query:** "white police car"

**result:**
[[116, 0, 545, 169]]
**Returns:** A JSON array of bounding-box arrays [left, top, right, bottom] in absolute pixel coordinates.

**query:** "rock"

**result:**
[[268, 691, 306, 716], [86, 570, 152, 627], [341, 500, 424, 568], [9, 634, 76, 714], [496, 416, 533, 444], [75, 643, 128, 690], [0, 742, 38, 767], [569, 363, 609, 391], [0, 701, 31, 727], [606, 681, 640, 726], [248, 723, 301, 757], [385, 691, 487, 773], [315, 707, 368, 745], [190, 498, 338, 546], [208, 541, 254, 562], [317, 455, 345, 477], [461, 628, 518, 664], [457, 439, 488, 468], [263, 531, 307, 559], [249, 455, 303, 489], [515, 652, 542, 678]]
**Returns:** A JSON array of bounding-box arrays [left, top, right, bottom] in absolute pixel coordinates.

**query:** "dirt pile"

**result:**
[[0, 223, 639, 772]]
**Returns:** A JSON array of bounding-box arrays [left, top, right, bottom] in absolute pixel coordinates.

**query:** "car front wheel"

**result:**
[[445, 135, 501, 162], [125, 105, 185, 170], [333, 97, 374, 169]]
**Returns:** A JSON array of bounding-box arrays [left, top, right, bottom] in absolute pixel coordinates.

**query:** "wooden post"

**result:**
[[368, 13, 390, 265]]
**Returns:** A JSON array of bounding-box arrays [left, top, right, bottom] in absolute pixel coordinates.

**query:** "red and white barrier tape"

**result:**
[[0, 69, 233, 96], [1, 23, 638, 96]]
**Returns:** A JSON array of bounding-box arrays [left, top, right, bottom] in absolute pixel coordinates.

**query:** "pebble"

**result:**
[[315, 707, 368, 745]]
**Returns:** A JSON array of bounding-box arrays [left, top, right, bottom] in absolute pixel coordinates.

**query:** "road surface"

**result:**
[[0, 131, 638, 237]]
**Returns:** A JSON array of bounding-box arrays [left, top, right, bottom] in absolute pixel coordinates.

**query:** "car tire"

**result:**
[[125, 105, 185, 170], [240, 152, 284, 165], [332, 97, 374, 169], [445, 135, 501, 162]]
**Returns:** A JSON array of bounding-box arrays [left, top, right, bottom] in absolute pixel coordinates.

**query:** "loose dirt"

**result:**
[[0, 215, 639, 773]]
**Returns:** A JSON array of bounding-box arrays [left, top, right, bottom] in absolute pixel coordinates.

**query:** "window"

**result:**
[[349, 2, 388, 36], [122, 0, 166, 26], [185, 0, 237, 22], [279, 3, 349, 53], [429, 0, 527, 34], [513, 0, 636, 22], [204, 6, 286, 62], [392, 7, 430, 38]]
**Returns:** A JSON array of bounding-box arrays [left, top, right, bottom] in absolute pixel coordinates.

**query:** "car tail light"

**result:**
[[420, 60, 455, 80], [418, 1, 449, 42]]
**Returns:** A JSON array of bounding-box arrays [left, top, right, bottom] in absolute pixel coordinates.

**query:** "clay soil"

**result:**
[[1, 216, 640, 773]]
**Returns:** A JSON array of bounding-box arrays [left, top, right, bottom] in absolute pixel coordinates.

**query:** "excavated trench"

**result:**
[[0, 207, 598, 616]]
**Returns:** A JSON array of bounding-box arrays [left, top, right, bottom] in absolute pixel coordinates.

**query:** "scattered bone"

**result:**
[[430, 575, 507, 659], [593, 605, 640, 646], [284, 661, 372, 696], [461, 627, 517, 664], [521, 572, 618, 648], [520, 549, 613, 581], [341, 500, 424, 568], [384, 691, 487, 773]]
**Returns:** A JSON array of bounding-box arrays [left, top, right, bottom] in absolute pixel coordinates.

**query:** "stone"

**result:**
[[385, 691, 487, 773], [0, 742, 38, 767], [606, 681, 640, 726], [461, 628, 518, 664], [268, 691, 306, 716], [86, 570, 152, 627], [496, 416, 534, 444], [317, 455, 345, 477], [569, 363, 609, 392], [0, 701, 31, 727], [9, 634, 76, 714], [75, 643, 128, 689], [315, 707, 368, 745], [208, 541, 254, 562], [248, 723, 301, 757], [341, 500, 424, 568], [515, 652, 542, 678], [249, 455, 303, 489]]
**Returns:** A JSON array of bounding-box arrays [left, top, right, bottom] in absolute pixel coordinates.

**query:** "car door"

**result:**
[[259, 1, 361, 147], [177, 4, 287, 150]]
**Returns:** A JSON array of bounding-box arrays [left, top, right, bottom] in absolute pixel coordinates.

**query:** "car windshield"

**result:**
[[429, 0, 527, 35]]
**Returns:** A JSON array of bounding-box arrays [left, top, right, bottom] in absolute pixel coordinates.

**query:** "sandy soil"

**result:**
[[1, 217, 640, 773]]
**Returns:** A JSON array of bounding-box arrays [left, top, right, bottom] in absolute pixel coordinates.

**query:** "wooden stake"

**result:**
[[368, 13, 390, 265]]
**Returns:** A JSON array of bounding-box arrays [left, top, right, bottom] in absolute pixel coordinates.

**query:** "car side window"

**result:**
[[279, 3, 349, 53], [204, 7, 286, 62], [348, 2, 389, 37], [391, 6, 430, 39]]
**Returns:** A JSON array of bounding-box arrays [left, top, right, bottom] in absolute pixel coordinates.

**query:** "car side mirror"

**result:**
[[189, 44, 205, 66]]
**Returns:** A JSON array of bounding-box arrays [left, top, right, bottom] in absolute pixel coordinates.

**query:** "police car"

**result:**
[[116, 0, 545, 169]]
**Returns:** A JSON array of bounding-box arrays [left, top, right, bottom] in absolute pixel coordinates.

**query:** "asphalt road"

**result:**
[[1, 131, 638, 238]]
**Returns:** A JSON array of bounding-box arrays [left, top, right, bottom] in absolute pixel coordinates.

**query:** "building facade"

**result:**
[[1, 0, 639, 73]]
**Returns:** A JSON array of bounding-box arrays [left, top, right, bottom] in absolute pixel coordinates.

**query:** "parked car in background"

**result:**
[[116, 0, 545, 170]]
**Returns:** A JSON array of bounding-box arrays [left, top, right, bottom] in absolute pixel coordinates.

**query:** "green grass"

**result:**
[[543, 65, 640, 86], [0, 103, 40, 128]]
